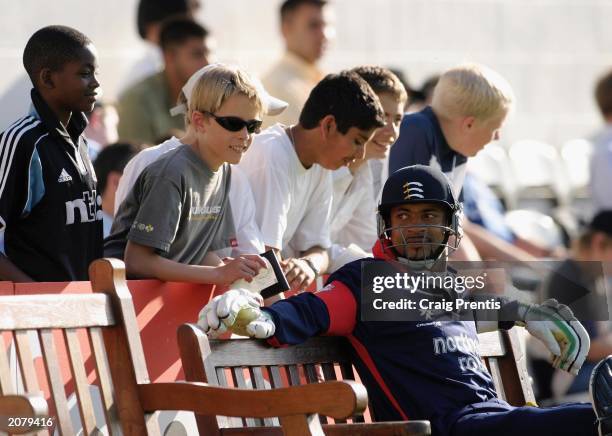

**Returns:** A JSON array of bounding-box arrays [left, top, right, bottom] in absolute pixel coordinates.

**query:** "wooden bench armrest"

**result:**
[[0, 393, 49, 434], [138, 380, 368, 419]]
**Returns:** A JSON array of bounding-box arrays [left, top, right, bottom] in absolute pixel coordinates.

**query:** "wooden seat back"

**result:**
[[178, 324, 534, 434], [179, 329, 363, 429], [0, 258, 161, 435], [179, 325, 433, 436]]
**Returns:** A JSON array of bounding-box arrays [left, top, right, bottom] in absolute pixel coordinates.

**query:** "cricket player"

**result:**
[[200, 165, 612, 436]]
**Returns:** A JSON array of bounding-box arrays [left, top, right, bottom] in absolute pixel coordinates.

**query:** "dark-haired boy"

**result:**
[[120, 0, 201, 91], [238, 71, 385, 290], [118, 17, 212, 144], [93, 143, 139, 237], [0, 25, 102, 281], [327, 66, 407, 272]]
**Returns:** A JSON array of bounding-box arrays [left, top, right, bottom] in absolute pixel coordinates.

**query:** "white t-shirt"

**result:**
[[238, 124, 332, 259], [330, 164, 378, 251], [114, 137, 264, 256]]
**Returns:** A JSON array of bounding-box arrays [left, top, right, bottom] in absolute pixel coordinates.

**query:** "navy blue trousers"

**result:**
[[451, 401, 597, 436]]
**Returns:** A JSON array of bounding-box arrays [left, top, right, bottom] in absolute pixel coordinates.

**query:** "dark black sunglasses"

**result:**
[[203, 111, 262, 134]]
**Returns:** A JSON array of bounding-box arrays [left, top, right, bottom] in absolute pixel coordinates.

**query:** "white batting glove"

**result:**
[[244, 310, 276, 339], [197, 289, 263, 338], [518, 299, 590, 375]]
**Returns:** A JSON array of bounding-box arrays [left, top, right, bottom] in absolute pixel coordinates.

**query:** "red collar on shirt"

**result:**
[[372, 239, 399, 261]]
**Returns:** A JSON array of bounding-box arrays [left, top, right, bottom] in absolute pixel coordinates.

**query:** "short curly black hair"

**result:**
[[299, 71, 385, 134], [23, 25, 92, 84], [159, 17, 209, 52]]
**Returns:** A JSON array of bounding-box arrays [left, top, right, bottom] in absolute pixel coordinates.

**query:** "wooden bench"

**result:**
[[477, 328, 536, 406], [178, 327, 431, 435], [177, 324, 535, 436], [0, 258, 370, 435]]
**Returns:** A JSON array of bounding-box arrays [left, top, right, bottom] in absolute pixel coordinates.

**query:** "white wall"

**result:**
[[1, 0, 611, 146]]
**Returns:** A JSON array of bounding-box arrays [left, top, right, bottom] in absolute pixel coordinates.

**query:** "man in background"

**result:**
[[117, 17, 211, 145], [262, 0, 332, 127]]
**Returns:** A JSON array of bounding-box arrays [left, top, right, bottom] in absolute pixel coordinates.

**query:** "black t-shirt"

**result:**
[[0, 89, 103, 281]]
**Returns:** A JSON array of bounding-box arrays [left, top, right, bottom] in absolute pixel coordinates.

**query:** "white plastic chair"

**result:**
[[468, 143, 518, 208], [508, 140, 570, 210], [560, 138, 593, 197], [504, 209, 564, 252]]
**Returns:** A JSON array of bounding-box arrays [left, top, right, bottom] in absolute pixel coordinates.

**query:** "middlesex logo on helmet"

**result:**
[[403, 182, 424, 199]]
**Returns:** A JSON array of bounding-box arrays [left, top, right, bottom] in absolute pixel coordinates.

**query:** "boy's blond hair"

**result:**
[[183, 64, 264, 125], [431, 63, 514, 121]]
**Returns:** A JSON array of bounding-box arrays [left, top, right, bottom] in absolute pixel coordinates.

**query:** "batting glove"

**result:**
[[244, 310, 276, 339], [197, 289, 263, 338], [517, 299, 590, 375]]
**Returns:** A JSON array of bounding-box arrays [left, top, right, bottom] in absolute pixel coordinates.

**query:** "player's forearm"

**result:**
[[124, 242, 221, 284], [263, 292, 330, 346], [0, 255, 34, 282]]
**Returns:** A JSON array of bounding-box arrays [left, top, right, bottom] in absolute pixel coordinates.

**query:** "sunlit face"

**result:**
[[283, 3, 333, 63], [196, 93, 261, 168], [460, 109, 507, 157], [320, 123, 376, 170], [365, 92, 404, 160], [52, 44, 100, 113], [389, 202, 447, 260], [167, 36, 211, 86]]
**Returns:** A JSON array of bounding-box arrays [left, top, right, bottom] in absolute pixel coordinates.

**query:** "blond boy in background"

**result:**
[[388, 63, 535, 262]]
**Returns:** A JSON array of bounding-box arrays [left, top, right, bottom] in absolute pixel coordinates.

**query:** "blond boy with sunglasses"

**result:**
[[105, 64, 277, 284]]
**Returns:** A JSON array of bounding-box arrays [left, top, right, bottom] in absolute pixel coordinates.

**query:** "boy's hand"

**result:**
[[518, 299, 590, 375], [281, 258, 316, 291], [213, 255, 267, 286]]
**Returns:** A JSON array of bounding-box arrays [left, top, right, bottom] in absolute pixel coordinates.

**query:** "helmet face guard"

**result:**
[[377, 211, 462, 270], [377, 165, 463, 270]]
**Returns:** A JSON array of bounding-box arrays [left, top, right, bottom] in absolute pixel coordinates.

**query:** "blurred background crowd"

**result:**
[[2, 0, 612, 410]]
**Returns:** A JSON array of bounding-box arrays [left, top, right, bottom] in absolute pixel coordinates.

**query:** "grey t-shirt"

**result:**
[[104, 144, 235, 265]]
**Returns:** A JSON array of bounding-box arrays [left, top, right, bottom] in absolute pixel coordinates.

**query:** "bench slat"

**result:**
[[40, 329, 74, 435], [89, 327, 121, 435], [208, 337, 352, 367], [232, 367, 257, 427], [286, 365, 301, 386], [0, 334, 14, 394], [488, 357, 507, 401], [267, 365, 283, 388], [64, 328, 97, 434], [249, 366, 274, 427], [0, 295, 113, 330], [15, 331, 40, 393]]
